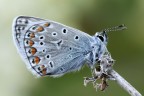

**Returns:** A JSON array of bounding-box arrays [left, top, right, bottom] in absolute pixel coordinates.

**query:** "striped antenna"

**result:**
[[102, 24, 127, 33]]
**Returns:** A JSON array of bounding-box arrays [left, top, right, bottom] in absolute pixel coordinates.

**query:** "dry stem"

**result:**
[[84, 53, 142, 96]]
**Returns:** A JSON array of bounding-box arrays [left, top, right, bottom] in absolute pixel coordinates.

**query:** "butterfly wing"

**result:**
[[12, 16, 94, 77]]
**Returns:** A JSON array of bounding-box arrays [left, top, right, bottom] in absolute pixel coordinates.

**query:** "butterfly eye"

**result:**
[[97, 35, 104, 42]]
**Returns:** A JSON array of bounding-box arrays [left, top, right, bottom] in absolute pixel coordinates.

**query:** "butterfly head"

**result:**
[[95, 31, 108, 45], [95, 24, 127, 45]]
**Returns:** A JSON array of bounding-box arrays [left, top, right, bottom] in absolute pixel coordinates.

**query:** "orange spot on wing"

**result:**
[[28, 40, 34, 46], [30, 33, 35, 38], [40, 65, 47, 75], [42, 68, 47, 75], [34, 56, 40, 64], [36, 26, 44, 32], [31, 47, 37, 55], [41, 65, 45, 68], [44, 22, 50, 27]]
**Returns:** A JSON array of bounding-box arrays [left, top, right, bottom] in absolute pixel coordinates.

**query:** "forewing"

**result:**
[[12, 16, 93, 77]]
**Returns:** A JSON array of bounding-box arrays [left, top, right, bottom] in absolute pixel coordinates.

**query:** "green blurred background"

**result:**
[[0, 0, 143, 96]]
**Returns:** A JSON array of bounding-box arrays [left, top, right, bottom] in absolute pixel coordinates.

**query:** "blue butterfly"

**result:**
[[12, 16, 126, 77]]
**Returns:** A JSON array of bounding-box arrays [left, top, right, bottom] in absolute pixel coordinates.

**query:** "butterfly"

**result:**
[[12, 16, 126, 77]]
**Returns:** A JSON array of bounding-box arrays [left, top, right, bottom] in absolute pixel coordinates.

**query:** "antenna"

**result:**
[[102, 24, 127, 33]]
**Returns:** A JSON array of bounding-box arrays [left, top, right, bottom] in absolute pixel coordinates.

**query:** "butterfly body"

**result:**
[[12, 16, 108, 77]]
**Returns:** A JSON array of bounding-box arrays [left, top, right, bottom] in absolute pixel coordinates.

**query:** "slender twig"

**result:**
[[84, 53, 142, 96], [110, 70, 142, 96]]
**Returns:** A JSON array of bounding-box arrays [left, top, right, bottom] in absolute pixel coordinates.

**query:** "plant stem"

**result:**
[[110, 70, 142, 96]]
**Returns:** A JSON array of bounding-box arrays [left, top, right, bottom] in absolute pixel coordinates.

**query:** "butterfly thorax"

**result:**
[[86, 32, 108, 69]]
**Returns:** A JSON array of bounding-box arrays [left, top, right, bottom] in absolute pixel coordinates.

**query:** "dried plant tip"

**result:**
[[84, 52, 114, 91], [100, 77, 108, 91], [83, 77, 96, 86], [83, 51, 142, 96]]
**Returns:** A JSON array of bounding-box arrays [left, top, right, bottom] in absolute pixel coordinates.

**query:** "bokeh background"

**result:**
[[0, 0, 143, 96]]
